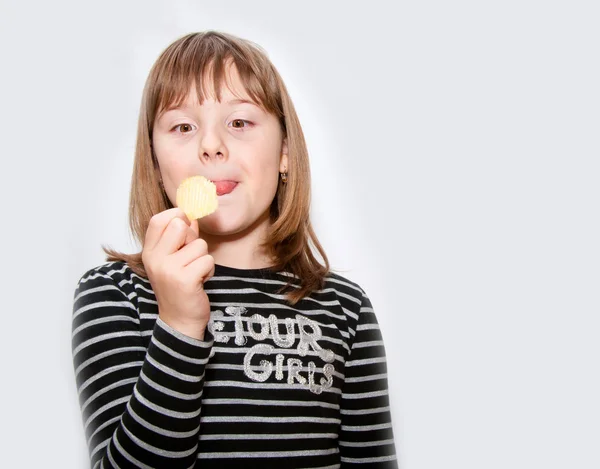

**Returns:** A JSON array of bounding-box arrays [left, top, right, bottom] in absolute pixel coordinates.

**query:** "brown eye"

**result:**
[[231, 119, 248, 129], [176, 124, 193, 133]]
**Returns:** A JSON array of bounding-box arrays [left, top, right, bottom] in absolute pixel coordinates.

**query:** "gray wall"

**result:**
[[0, 0, 598, 467]]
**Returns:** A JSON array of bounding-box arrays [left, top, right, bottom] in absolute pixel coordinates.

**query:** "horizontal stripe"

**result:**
[[140, 370, 203, 400], [209, 273, 360, 297], [106, 442, 119, 468], [209, 301, 347, 321], [72, 314, 139, 338], [137, 296, 158, 306], [203, 379, 342, 394], [202, 398, 339, 410], [341, 306, 359, 321], [340, 406, 390, 416], [340, 454, 397, 463], [73, 331, 140, 357], [145, 354, 203, 383], [82, 377, 138, 413], [130, 271, 152, 286], [199, 432, 338, 440], [88, 415, 121, 446], [85, 396, 130, 431], [134, 282, 154, 296], [73, 283, 123, 303], [345, 356, 387, 367], [140, 311, 350, 344], [129, 400, 199, 438], [204, 287, 342, 307], [342, 390, 389, 400], [339, 438, 395, 448], [341, 422, 393, 432], [206, 275, 300, 288], [333, 289, 362, 305], [205, 362, 345, 380], [78, 270, 123, 286], [73, 300, 136, 322], [150, 335, 210, 365], [200, 415, 340, 424], [345, 373, 388, 384], [140, 313, 158, 320], [324, 276, 363, 294], [133, 386, 201, 419], [79, 361, 144, 396], [356, 323, 380, 331], [90, 438, 110, 460], [211, 346, 345, 364], [353, 340, 384, 349], [75, 346, 145, 377], [121, 418, 198, 458], [112, 431, 156, 469], [197, 448, 339, 459], [156, 318, 214, 348]]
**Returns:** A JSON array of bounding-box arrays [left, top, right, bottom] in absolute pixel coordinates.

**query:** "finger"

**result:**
[[184, 253, 215, 286], [171, 238, 209, 267], [190, 218, 200, 238], [152, 217, 189, 257], [183, 220, 199, 246], [144, 208, 191, 251]]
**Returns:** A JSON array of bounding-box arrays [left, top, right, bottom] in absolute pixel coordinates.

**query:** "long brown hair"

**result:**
[[103, 31, 329, 304]]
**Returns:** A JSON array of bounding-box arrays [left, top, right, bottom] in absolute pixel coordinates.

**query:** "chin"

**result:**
[[198, 207, 271, 238], [198, 212, 251, 237]]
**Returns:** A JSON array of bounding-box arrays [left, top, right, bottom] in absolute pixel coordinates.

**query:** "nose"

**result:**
[[199, 124, 227, 161]]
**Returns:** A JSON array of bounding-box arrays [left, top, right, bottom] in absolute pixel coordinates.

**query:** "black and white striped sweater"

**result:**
[[72, 261, 398, 468]]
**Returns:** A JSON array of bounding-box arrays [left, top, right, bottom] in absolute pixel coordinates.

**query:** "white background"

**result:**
[[0, 1, 598, 468]]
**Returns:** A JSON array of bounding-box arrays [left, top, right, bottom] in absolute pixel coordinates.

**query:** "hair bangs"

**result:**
[[150, 33, 284, 129]]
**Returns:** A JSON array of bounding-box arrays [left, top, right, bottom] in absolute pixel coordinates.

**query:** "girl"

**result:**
[[72, 31, 397, 469]]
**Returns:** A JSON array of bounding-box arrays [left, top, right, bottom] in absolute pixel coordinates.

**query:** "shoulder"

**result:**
[[321, 270, 379, 325], [319, 270, 374, 329], [72, 262, 149, 340], [74, 261, 150, 300], [322, 270, 367, 304]]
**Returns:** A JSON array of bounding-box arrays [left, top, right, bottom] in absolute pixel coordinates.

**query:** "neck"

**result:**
[[201, 211, 275, 270]]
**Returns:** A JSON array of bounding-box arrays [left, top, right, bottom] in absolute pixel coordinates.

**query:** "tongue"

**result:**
[[214, 181, 237, 196]]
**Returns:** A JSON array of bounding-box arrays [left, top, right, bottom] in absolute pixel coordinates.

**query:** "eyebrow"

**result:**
[[226, 98, 257, 106], [163, 98, 257, 113]]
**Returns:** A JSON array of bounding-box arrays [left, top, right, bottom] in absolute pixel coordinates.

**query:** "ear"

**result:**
[[280, 139, 289, 173]]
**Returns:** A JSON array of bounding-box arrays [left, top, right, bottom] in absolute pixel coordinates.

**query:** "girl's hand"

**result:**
[[142, 208, 214, 340]]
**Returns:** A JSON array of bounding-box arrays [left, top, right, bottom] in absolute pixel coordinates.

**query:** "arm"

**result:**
[[339, 292, 398, 468], [72, 266, 212, 468]]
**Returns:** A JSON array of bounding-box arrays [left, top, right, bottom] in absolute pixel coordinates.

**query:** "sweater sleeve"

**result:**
[[339, 291, 398, 468], [71, 266, 213, 468]]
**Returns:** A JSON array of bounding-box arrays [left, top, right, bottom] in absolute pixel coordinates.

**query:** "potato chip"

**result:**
[[176, 175, 218, 220]]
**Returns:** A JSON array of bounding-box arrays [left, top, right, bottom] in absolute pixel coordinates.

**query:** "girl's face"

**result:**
[[152, 64, 288, 237]]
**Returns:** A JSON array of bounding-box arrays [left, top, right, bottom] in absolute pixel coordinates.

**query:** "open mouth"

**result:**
[[212, 180, 238, 196]]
